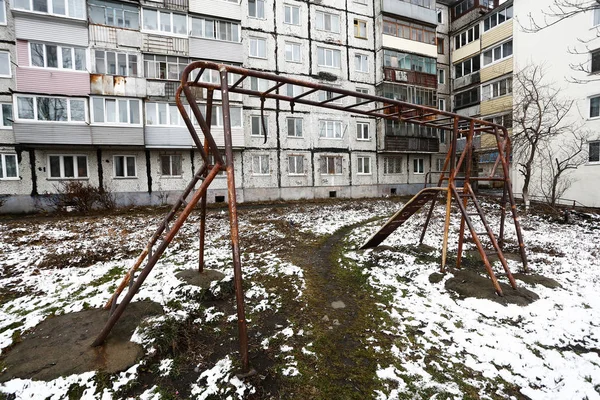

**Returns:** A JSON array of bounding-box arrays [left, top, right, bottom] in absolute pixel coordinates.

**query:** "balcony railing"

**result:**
[[384, 136, 440, 152], [383, 67, 437, 89]]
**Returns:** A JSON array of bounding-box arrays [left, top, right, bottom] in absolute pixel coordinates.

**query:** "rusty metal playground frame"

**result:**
[[92, 62, 528, 373]]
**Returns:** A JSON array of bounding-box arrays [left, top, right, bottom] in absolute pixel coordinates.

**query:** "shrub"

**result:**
[[50, 181, 116, 213]]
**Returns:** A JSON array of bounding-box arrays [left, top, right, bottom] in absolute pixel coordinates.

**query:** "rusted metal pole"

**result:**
[[419, 149, 451, 245], [440, 117, 459, 272], [219, 67, 250, 373], [456, 121, 475, 269], [93, 165, 223, 346], [198, 89, 214, 273]]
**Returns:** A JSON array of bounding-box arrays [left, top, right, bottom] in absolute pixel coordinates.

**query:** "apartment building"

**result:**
[[0, 0, 520, 213]]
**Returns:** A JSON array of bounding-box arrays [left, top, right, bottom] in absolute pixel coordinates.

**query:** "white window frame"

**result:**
[[15, 95, 87, 123], [317, 46, 341, 68], [145, 102, 188, 126], [88, 0, 139, 29], [248, 0, 265, 19], [95, 50, 138, 77], [286, 84, 303, 97], [438, 98, 446, 111], [13, 0, 86, 19], [589, 141, 600, 163], [484, 5, 513, 32], [160, 154, 183, 177], [482, 40, 513, 67], [284, 41, 301, 63], [0, 0, 6, 25], [354, 53, 369, 73], [384, 156, 402, 175], [436, 8, 443, 24], [190, 17, 241, 43], [252, 154, 270, 175], [91, 97, 142, 125], [356, 122, 370, 140], [29, 43, 86, 72], [355, 87, 369, 104], [288, 154, 305, 175], [413, 158, 424, 174], [0, 103, 12, 128], [249, 36, 267, 59], [594, 8, 600, 27], [315, 10, 340, 33], [454, 24, 479, 50], [319, 120, 343, 139], [143, 54, 189, 80], [318, 88, 343, 104], [287, 117, 303, 137], [438, 68, 445, 85], [0, 153, 18, 180], [283, 4, 300, 25], [481, 76, 512, 101], [357, 156, 371, 175], [47, 154, 88, 179], [113, 155, 137, 178], [320, 155, 343, 175], [141, 8, 188, 36], [251, 115, 268, 136]]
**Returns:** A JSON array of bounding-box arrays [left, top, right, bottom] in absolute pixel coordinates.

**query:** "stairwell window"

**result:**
[[0, 51, 9, 77], [589, 141, 600, 163], [252, 155, 270, 175], [590, 96, 600, 118], [114, 155, 136, 178], [384, 156, 402, 175], [357, 156, 371, 175], [0, 103, 12, 127], [0, 153, 18, 179], [48, 155, 88, 179], [591, 49, 600, 73], [320, 155, 342, 175], [413, 158, 424, 174], [288, 155, 305, 175], [248, 0, 265, 19], [249, 37, 267, 59], [30, 43, 86, 71], [160, 154, 182, 177], [89, 0, 139, 29], [317, 47, 341, 68], [315, 11, 340, 33]]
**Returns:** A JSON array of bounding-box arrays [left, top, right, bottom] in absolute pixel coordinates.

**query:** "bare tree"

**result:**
[[512, 64, 576, 210], [522, 0, 599, 33], [538, 131, 590, 207]]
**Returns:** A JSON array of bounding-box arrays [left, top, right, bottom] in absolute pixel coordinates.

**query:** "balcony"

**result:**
[[90, 74, 147, 98], [381, 0, 436, 25], [454, 71, 480, 91], [140, 0, 188, 12], [383, 67, 437, 89], [384, 136, 440, 153]]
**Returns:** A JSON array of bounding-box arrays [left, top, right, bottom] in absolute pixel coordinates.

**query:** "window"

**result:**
[[248, 0, 265, 19], [16, 96, 86, 122], [92, 97, 141, 124], [482, 40, 513, 66], [249, 37, 267, 58], [590, 96, 600, 118], [0, 51, 9, 77], [14, 0, 85, 18], [357, 156, 371, 174], [484, 113, 512, 128], [383, 50, 436, 74], [437, 38, 444, 54], [436, 158, 445, 171], [286, 84, 303, 97], [48, 155, 88, 179], [29, 43, 86, 71], [287, 117, 303, 137], [454, 0, 474, 18], [438, 69, 445, 85], [190, 17, 240, 42], [437, 8, 443, 24], [188, 104, 242, 128], [114, 155, 136, 178], [354, 19, 367, 38], [144, 55, 189, 80], [382, 84, 436, 107], [595, 8, 600, 27], [146, 102, 188, 126], [320, 155, 342, 175], [284, 4, 300, 25], [288, 155, 305, 175], [454, 88, 479, 109], [589, 141, 600, 163], [142, 9, 187, 35], [0, 153, 17, 179], [481, 77, 512, 101], [454, 55, 480, 78], [439, 129, 446, 144], [89, 0, 139, 29], [438, 98, 446, 111], [285, 42, 301, 62], [413, 158, 424, 174], [355, 87, 369, 104], [250, 77, 270, 91], [592, 49, 600, 74], [0, 103, 12, 127], [382, 17, 437, 45], [315, 10, 340, 33], [318, 89, 342, 104], [317, 47, 341, 68], [354, 54, 369, 73], [384, 156, 402, 174], [0, 0, 5, 24], [251, 115, 268, 136], [356, 122, 369, 140], [252, 154, 269, 175], [95, 50, 137, 76], [319, 120, 343, 138], [484, 5, 513, 31], [454, 24, 479, 50], [160, 154, 182, 176]]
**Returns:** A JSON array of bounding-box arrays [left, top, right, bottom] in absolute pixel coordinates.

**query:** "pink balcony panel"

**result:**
[[17, 40, 29, 66], [16, 68, 90, 96]]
